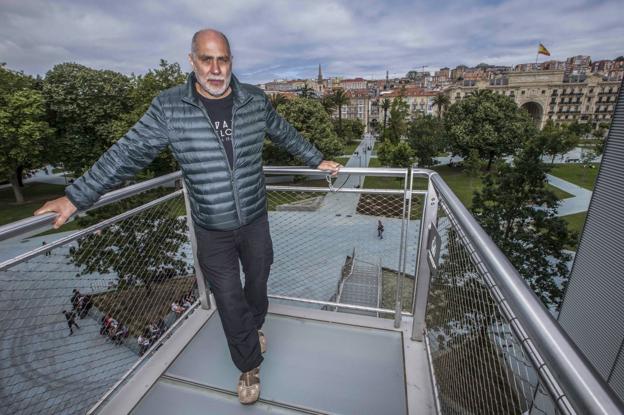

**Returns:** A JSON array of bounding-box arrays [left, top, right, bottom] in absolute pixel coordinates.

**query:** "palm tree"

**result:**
[[321, 95, 336, 115], [432, 93, 450, 119], [298, 82, 314, 99], [269, 93, 287, 109], [332, 89, 349, 133], [381, 98, 391, 130], [469, 89, 493, 99]]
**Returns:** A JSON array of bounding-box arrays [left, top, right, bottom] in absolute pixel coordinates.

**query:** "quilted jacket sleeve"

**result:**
[[264, 95, 324, 168], [65, 96, 170, 211]]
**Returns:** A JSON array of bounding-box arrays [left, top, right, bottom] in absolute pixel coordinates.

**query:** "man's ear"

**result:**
[[188, 53, 195, 70]]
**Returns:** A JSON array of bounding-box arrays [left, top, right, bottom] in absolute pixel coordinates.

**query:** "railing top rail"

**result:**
[[428, 172, 624, 415], [0, 171, 182, 242], [1, 167, 410, 242], [263, 166, 408, 177]]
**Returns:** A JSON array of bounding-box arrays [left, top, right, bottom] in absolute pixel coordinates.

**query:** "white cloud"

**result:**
[[0, 0, 621, 82]]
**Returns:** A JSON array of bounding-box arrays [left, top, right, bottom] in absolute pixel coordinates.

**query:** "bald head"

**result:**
[[191, 29, 231, 56]]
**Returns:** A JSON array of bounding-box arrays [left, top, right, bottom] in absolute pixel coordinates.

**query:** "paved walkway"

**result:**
[[546, 174, 593, 216]]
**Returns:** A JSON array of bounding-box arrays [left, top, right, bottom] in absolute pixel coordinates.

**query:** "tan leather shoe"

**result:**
[[258, 330, 266, 354], [237, 366, 260, 404]]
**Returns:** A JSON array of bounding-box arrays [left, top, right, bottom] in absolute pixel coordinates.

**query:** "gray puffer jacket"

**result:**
[[65, 74, 324, 230]]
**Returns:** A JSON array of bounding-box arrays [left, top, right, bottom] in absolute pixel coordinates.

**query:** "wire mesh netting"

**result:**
[[0, 190, 198, 415], [265, 173, 422, 317], [424, 198, 565, 415]]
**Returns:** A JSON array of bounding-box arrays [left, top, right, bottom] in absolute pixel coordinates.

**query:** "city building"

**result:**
[[446, 69, 620, 128]]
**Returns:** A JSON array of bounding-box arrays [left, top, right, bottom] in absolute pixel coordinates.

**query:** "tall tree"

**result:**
[[0, 88, 54, 203], [269, 93, 288, 110], [43, 63, 133, 177], [263, 97, 342, 165], [406, 115, 446, 167], [384, 96, 409, 144], [445, 89, 537, 170], [331, 89, 349, 134], [106, 60, 187, 178], [298, 82, 314, 99], [376, 140, 414, 168], [471, 140, 575, 309], [380, 98, 391, 131], [537, 120, 579, 164], [432, 93, 450, 119]]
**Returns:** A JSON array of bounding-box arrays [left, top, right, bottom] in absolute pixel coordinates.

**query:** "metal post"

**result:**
[[411, 178, 439, 340], [393, 169, 414, 328], [182, 183, 212, 310]]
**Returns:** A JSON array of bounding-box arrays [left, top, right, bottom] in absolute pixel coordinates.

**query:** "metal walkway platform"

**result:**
[[97, 304, 434, 415]]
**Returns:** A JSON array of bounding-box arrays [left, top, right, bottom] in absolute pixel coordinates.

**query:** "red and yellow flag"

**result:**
[[538, 43, 551, 56]]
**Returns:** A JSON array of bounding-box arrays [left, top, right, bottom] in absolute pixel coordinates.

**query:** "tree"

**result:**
[[471, 140, 575, 309], [0, 88, 54, 203], [384, 96, 409, 144], [70, 188, 191, 292], [380, 98, 391, 130], [445, 89, 537, 170], [263, 97, 342, 165], [298, 82, 314, 99], [432, 93, 450, 119], [537, 120, 579, 164], [376, 140, 414, 168], [406, 115, 446, 167], [269, 93, 288, 110], [330, 89, 349, 134], [333, 118, 364, 144], [106, 60, 187, 179], [43, 63, 133, 177], [320, 95, 336, 115], [463, 149, 481, 188]]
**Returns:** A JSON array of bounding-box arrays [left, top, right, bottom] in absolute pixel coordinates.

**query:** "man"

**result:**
[[62, 310, 80, 336], [34, 29, 341, 404]]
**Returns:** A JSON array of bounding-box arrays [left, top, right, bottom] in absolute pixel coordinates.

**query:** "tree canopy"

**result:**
[[263, 97, 342, 165], [472, 139, 575, 309], [445, 90, 537, 169]]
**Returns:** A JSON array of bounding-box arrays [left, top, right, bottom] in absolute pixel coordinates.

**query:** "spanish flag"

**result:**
[[538, 43, 551, 56]]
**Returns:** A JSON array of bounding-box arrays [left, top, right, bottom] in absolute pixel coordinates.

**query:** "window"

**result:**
[[521, 90, 525, 95], [589, 88, 594, 93], [542, 90, 546, 94]]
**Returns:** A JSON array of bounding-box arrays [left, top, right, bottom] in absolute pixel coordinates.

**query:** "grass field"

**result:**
[[0, 183, 67, 226], [341, 140, 361, 155], [561, 212, 587, 249], [550, 163, 600, 190]]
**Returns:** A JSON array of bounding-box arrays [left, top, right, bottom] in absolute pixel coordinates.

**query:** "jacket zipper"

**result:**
[[186, 94, 252, 226]]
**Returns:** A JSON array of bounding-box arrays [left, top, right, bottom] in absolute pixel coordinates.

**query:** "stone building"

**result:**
[[446, 70, 620, 129]]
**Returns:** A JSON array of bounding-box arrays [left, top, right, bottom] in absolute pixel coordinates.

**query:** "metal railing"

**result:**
[[411, 169, 624, 415], [0, 179, 199, 415], [0, 166, 622, 415]]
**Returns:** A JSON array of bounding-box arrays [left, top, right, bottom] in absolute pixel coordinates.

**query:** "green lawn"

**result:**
[[0, 183, 68, 226], [341, 140, 361, 155], [561, 212, 587, 249], [550, 163, 600, 190]]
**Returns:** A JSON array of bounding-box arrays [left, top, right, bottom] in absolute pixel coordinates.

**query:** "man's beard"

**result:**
[[196, 72, 232, 97]]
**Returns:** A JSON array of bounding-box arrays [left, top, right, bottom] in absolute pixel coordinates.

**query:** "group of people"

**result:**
[[137, 319, 168, 356], [171, 292, 197, 315], [100, 314, 130, 345], [70, 289, 93, 319]]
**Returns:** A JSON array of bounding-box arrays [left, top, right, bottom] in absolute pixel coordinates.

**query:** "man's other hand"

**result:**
[[317, 160, 342, 177], [34, 196, 78, 229]]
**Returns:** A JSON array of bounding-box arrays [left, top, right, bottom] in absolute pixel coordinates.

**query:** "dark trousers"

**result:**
[[195, 213, 274, 373]]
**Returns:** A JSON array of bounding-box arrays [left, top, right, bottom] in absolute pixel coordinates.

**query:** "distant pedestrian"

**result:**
[[70, 289, 81, 311], [63, 310, 80, 336], [42, 241, 51, 256], [377, 220, 384, 239]]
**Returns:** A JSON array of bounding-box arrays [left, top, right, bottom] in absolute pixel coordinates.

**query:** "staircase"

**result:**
[[337, 258, 382, 316]]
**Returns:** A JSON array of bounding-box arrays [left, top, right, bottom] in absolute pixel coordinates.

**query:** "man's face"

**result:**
[[189, 33, 232, 98]]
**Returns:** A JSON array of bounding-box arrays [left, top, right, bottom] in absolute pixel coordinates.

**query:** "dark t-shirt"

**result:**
[[198, 93, 235, 169]]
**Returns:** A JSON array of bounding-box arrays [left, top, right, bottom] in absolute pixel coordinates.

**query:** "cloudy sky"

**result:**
[[1, 0, 622, 83]]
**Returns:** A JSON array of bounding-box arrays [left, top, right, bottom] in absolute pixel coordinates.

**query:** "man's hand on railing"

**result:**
[[34, 196, 78, 229], [316, 160, 342, 177]]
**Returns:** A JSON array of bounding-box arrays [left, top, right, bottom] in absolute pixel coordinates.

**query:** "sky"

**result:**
[[1, 0, 622, 84]]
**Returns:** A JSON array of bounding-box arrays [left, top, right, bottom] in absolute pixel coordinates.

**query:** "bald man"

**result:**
[[35, 29, 341, 404]]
